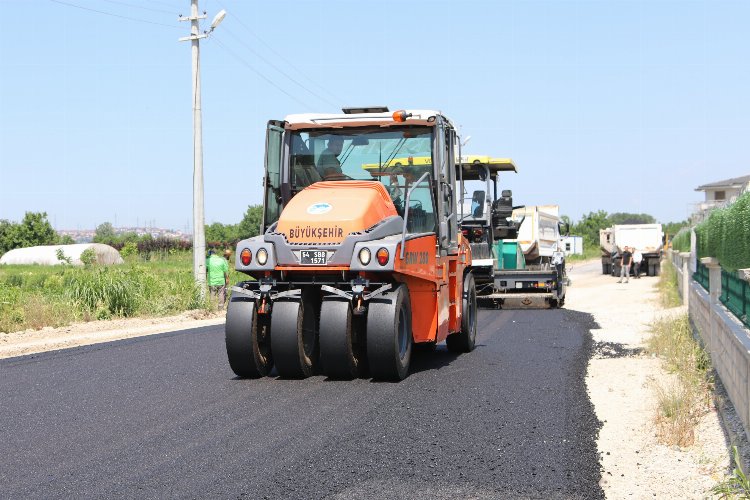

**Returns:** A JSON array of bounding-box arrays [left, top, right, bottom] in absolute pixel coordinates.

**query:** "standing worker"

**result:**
[[206, 248, 229, 310], [618, 246, 633, 284], [632, 247, 643, 279]]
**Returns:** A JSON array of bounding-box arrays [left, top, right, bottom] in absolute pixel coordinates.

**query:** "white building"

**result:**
[[561, 235, 583, 256], [692, 174, 750, 223]]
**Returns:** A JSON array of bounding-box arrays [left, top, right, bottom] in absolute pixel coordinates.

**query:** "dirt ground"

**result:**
[[568, 259, 732, 499], [0, 309, 225, 359], [0, 260, 740, 497]]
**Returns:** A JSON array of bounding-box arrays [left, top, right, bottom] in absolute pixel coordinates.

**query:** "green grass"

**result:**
[[0, 251, 248, 333], [658, 259, 682, 308], [566, 245, 601, 262], [712, 446, 750, 499]]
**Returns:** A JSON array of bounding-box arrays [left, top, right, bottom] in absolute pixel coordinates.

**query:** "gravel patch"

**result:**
[[568, 260, 731, 498]]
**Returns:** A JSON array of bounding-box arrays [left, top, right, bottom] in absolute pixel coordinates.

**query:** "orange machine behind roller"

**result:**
[[225, 107, 478, 381]]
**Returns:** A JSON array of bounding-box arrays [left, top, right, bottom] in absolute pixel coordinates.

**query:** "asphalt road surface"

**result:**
[[0, 308, 603, 499]]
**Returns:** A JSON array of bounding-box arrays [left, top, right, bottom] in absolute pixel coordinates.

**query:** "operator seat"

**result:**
[[492, 189, 517, 239]]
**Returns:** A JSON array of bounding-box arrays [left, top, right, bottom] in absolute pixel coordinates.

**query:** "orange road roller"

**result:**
[[226, 107, 477, 380]]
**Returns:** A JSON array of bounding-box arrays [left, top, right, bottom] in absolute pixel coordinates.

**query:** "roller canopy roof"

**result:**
[[283, 109, 453, 130], [458, 156, 517, 180]]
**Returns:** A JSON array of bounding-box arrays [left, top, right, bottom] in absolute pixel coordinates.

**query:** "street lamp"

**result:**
[[179, 2, 226, 297]]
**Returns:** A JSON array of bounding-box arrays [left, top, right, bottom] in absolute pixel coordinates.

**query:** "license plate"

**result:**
[[300, 250, 327, 265]]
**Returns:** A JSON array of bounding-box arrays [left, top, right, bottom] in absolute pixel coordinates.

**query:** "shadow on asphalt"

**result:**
[[409, 345, 460, 375]]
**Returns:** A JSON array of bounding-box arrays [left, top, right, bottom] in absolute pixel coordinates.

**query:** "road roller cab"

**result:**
[[226, 108, 477, 381]]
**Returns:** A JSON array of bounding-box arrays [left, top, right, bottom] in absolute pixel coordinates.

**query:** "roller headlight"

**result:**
[[358, 247, 371, 266], [256, 248, 268, 266]]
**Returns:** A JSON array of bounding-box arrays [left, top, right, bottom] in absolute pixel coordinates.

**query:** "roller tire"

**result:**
[[225, 296, 273, 378], [366, 284, 412, 381], [319, 298, 366, 379], [447, 272, 478, 353], [270, 289, 320, 378]]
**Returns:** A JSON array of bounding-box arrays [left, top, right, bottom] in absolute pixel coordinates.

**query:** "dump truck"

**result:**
[[457, 159, 567, 308], [600, 223, 664, 277], [225, 107, 477, 381]]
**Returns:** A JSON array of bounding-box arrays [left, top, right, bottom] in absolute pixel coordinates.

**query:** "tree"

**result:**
[[0, 219, 17, 255], [571, 210, 610, 248], [663, 220, 688, 238], [608, 212, 656, 225], [0, 212, 59, 256], [93, 222, 116, 243], [238, 205, 263, 239], [58, 234, 75, 245], [206, 222, 237, 243]]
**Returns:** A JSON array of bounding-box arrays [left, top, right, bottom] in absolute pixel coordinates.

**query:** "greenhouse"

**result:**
[[0, 243, 124, 266]]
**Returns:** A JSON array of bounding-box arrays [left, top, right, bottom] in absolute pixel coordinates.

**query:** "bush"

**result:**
[[80, 248, 97, 268], [120, 242, 137, 258], [671, 228, 691, 253], [694, 192, 750, 271]]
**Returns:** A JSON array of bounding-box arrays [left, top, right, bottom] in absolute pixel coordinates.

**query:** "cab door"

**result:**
[[262, 120, 285, 232], [435, 118, 458, 254]]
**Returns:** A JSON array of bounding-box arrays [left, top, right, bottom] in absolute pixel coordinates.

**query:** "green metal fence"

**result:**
[[721, 269, 750, 328], [693, 261, 710, 291]]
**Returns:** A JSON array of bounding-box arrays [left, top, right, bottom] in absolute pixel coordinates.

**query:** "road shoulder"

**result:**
[[0, 310, 225, 359], [567, 260, 729, 498]]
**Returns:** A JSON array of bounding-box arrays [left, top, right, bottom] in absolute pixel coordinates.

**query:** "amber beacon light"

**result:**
[[392, 110, 412, 122]]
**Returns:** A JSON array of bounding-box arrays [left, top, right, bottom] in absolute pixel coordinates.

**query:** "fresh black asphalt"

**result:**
[[0, 308, 603, 499]]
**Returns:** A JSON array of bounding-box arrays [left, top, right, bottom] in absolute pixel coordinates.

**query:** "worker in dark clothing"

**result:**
[[317, 137, 345, 180], [618, 246, 633, 283]]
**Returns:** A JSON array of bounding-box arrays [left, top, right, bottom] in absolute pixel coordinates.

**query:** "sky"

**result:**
[[1, 0, 748, 232]]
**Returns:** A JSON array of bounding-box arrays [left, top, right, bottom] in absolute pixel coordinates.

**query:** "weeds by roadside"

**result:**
[[648, 313, 713, 447], [712, 446, 750, 499], [0, 252, 234, 333], [657, 260, 681, 308]]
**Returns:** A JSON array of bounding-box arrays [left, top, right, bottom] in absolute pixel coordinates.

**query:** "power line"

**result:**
[[212, 36, 313, 110], [221, 26, 338, 108], [49, 0, 182, 29], [99, 0, 178, 16], [215, 0, 341, 104]]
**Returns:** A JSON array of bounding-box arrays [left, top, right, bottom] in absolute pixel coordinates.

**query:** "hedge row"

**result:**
[[671, 228, 691, 253], [695, 192, 750, 271], [107, 238, 237, 256]]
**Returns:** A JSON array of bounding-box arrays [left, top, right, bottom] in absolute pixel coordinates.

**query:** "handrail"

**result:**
[[400, 172, 431, 260]]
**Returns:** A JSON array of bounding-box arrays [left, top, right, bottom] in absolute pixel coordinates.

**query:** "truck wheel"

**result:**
[[447, 272, 478, 352], [225, 296, 272, 378], [367, 284, 412, 381], [319, 298, 366, 379], [654, 263, 661, 276], [270, 289, 320, 378], [602, 263, 610, 275]]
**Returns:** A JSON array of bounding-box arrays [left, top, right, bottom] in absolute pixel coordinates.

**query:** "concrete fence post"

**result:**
[[701, 257, 722, 305], [680, 252, 691, 307], [690, 229, 697, 274]]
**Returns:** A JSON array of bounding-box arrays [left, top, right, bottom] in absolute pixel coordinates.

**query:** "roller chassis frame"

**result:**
[[231, 277, 393, 315]]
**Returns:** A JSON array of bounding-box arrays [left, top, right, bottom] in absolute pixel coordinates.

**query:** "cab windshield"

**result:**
[[289, 126, 437, 232]]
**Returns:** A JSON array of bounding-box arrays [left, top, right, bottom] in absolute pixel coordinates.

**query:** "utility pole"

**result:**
[[179, 1, 226, 297]]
